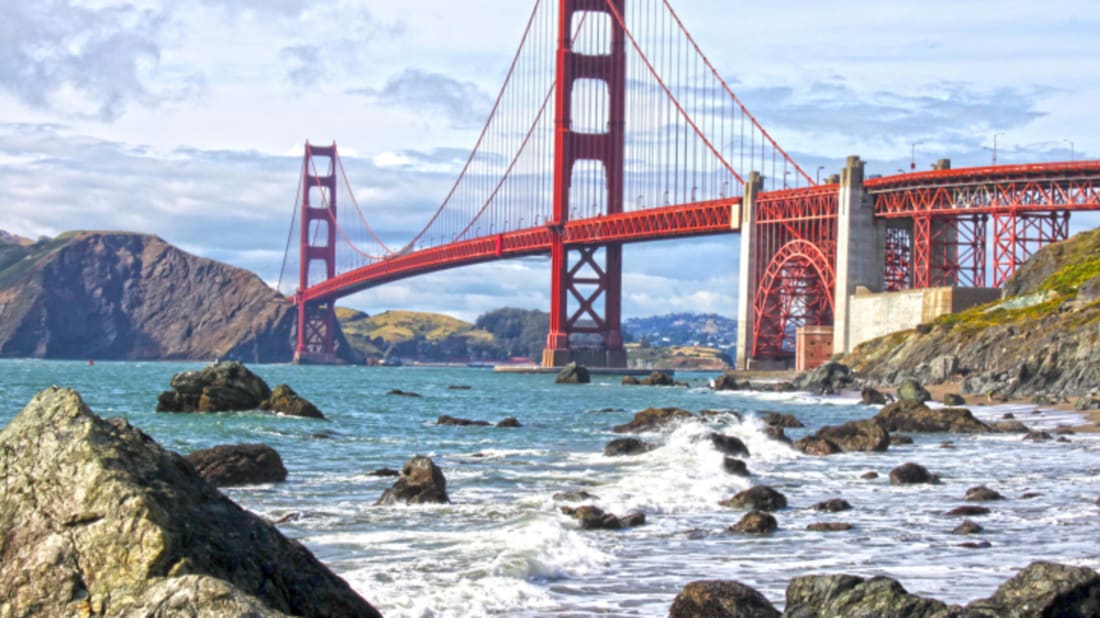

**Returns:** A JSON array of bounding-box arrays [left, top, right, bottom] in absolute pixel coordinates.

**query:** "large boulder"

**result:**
[[873, 399, 991, 433], [669, 580, 780, 618], [612, 407, 694, 433], [784, 574, 946, 617], [559, 505, 645, 530], [185, 443, 288, 487], [603, 437, 654, 456], [964, 561, 1100, 617], [811, 419, 890, 452], [794, 361, 855, 394], [889, 462, 938, 485], [720, 485, 788, 511], [157, 360, 271, 412], [896, 378, 933, 402], [712, 372, 748, 391], [555, 362, 590, 384], [0, 387, 379, 618], [729, 511, 778, 534], [375, 455, 450, 505], [259, 383, 326, 419], [710, 433, 751, 457]]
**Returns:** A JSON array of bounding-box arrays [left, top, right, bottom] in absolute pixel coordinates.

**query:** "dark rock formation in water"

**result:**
[[810, 419, 890, 453], [873, 399, 989, 434], [437, 415, 491, 427], [709, 432, 750, 457], [185, 443, 288, 487], [375, 455, 450, 505], [729, 511, 778, 534], [720, 486, 788, 512], [612, 407, 693, 433], [261, 383, 326, 419], [0, 387, 380, 617], [560, 505, 645, 530], [793, 361, 855, 394], [156, 361, 325, 419], [603, 437, 655, 456], [889, 462, 938, 485], [896, 378, 932, 402], [784, 573, 947, 617], [555, 362, 590, 384], [669, 580, 780, 618]]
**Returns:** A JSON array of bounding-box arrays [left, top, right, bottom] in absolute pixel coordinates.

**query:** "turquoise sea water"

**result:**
[[2, 359, 1098, 616]]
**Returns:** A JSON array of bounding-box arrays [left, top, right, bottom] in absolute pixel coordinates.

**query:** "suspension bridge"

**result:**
[[280, 0, 1100, 368]]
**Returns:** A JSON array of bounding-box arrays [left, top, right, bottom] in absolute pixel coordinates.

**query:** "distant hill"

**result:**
[[336, 308, 495, 362], [0, 231, 305, 362], [624, 312, 737, 353]]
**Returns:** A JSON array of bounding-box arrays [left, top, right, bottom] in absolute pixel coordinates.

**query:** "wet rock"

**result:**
[[723, 457, 750, 476], [368, 467, 400, 477], [555, 362, 590, 384], [965, 485, 1005, 502], [710, 433, 750, 457], [259, 383, 326, 419], [811, 419, 890, 452], [612, 407, 693, 433], [943, 393, 967, 406], [1003, 412, 1017, 419], [603, 437, 655, 457], [1024, 431, 1053, 441], [807, 522, 853, 532], [891, 434, 914, 445], [729, 511, 778, 534], [959, 540, 992, 549], [447, 384, 472, 390], [784, 574, 946, 618], [156, 360, 273, 413], [762, 411, 804, 427], [375, 455, 450, 505], [560, 505, 645, 530], [640, 371, 678, 386], [989, 420, 1031, 433], [861, 387, 890, 405], [720, 486, 788, 511], [763, 426, 793, 445], [897, 378, 933, 402], [185, 443, 287, 487], [812, 498, 852, 512], [712, 372, 748, 391], [873, 399, 991, 433], [496, 417, 521, 428], [437, 415, 491, 426], [621, 375, 640, 385], [965, 561, 1100, 616], [794, 361, 855, 394], [953, 520, 985, 535], [553, 490, 598, 502], [386, 388, 422, 397], [794, 436, 841, 456], [940, 441, 956, 449], [889, 462, 938, 485], [0, 387, 380, 617], [1020, 492, 1042, 499], [861, 471, 879, 480], [947, 505, 991, 517], [669, 580, 780, 618], [700, 409, 744, 421], [1053, 425, 1076, 435]]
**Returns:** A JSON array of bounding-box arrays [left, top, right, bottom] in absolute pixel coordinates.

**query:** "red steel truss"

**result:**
[[294, 143, 339, 364]]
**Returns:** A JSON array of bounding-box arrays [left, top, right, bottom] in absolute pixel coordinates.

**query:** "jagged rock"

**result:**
[[965, 561, 1100, 617], [811, 419, 890, 452], [710, 433, 750, 457], [794, 361, 854, 394], [762, 411, 804, 427], [861, 471, 879, 480], [156, 360, 272, 413], [960, 540, 992, 549], [897, 378, 933, 402], [668, 580, 780, 618], [560, 505, 645, 530], [712, 372, 748, 391], [784, 574, 946, 617], [861, 387, 890, 405], [368, 467, 400, 477], [812, 498, 852, 512], [807, 522, 853, 532], [386, 388, 422, 397], [1024, 431, 1053, 441], [729, 511, 778, 534], [763, 426, 793, 445], [612, 407, 693, 433], [889, 462, 937, 485], [375, 455, 450, 505], [260, 383, 326, 419], [552, 490, 598, 502], [723, 457, 750, 476], [0, 387, 379, 617], [953, 519, 985, 535], [496, 417, 521, 428], [437, 415, 491, 426], [640, 371, 677, 386], [622, 375, 640, 385], [891, 434, 914, 445], [965, 485, 1005, 502], [555, 362, 590, 384], [943, 393, 967, 406], [720, 486, 788, 511], [794, 436, 841, 456], [947, 505, 991, 517], [1075, 396, 1100, 411], [989, 420, 1030, 433], [185, 444, 288, 487], [873, 399, 991, 433], [603, 437, 654, 457]]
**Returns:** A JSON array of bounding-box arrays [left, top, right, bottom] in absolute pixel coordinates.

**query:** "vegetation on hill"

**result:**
[[337, 309, 496, 362]]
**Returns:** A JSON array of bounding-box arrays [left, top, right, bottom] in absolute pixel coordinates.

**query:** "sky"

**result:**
[[2, 0, 1098, 322]]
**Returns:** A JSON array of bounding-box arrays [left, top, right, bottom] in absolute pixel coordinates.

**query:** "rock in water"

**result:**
[[185, 443, 288, 487], [720, 486, 788, 511], [811, 419, 890, 452], [873, 399, 990, 433], [157, 361, 325, 419], [784, 574, 946, 617], [260, 383, 326, 419], [794, 361, 854, 394], [603, 437, 654, 456], [612, 407, 693, 433], [965, 561, 1100, 616], [889, 462, 938, 485], [555, 361, 591, 384], [729, 511, 778, 534], [0, 387, 379, 617], [669, 580, 780, 618], [375, 455, 450, 505], [896, 377, 932, 402]]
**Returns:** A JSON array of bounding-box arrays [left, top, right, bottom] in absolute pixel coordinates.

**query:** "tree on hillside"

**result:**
[[474, 308, 549, 360]]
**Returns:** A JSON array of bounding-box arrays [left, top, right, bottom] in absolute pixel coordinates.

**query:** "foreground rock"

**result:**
[[375, 455, 450, 505], [793, 361, 855, 394], [555, 362, 590, 384], [0, 387, 379, 617], [185, 443, 288, 487], [729, 511, 778, 534], [157, 361, 325, 419], [720, 486, 788, 511], [889, 462, 938, 485], [603, 437, 655, 456], [805, 419, 890, 453], [669, 580, 779, 618], [560, 505, 645, 530], [873, 399, 989, 433], [712, 371, 749, 391], [612, 407, 693, 433], [784, 573, 947, 617]]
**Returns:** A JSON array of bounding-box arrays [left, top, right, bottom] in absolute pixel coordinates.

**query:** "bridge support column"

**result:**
[[833, 156, 884, 355], [294, 142, 339, 364], [735, 173, 763, 369]]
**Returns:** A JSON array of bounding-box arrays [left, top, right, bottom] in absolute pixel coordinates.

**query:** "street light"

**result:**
[[991, 132, 1005, 165], [910, 142, 919, 170], [1064, 139, 1075, 162], [816, 165, 825, 184]]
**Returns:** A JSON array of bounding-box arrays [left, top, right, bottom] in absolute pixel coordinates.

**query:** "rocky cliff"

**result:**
[[844, 228, 1100, 400], [0, 231, 297, 361]]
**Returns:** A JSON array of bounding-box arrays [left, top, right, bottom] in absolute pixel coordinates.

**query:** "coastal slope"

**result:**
[[844, 228, 1100, 400], [0, 231, 296, 361]]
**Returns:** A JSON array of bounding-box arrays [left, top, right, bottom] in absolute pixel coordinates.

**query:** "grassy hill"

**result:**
[[336, 308, 494, 361]]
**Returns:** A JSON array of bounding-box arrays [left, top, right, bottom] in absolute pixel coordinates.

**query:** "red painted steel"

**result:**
[[295, 143, 339, 363]]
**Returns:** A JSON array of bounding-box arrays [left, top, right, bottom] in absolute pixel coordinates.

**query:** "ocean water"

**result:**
[[2, 359, 1099, 616]]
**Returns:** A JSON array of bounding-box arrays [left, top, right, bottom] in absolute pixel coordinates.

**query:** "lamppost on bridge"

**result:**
[[1064, 139, 1075, 162], [816, 165, 825, 184], [910, 142, 919, 170], [987, 132, 1005, 165]]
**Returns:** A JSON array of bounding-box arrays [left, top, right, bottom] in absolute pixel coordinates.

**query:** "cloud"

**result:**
[[281, 45, 323, 87], [348, 69, 494, 129]]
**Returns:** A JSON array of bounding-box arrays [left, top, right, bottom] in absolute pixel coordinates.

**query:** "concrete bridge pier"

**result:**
[[833, 156, 885, 356], [734, 173, 763, 369]]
